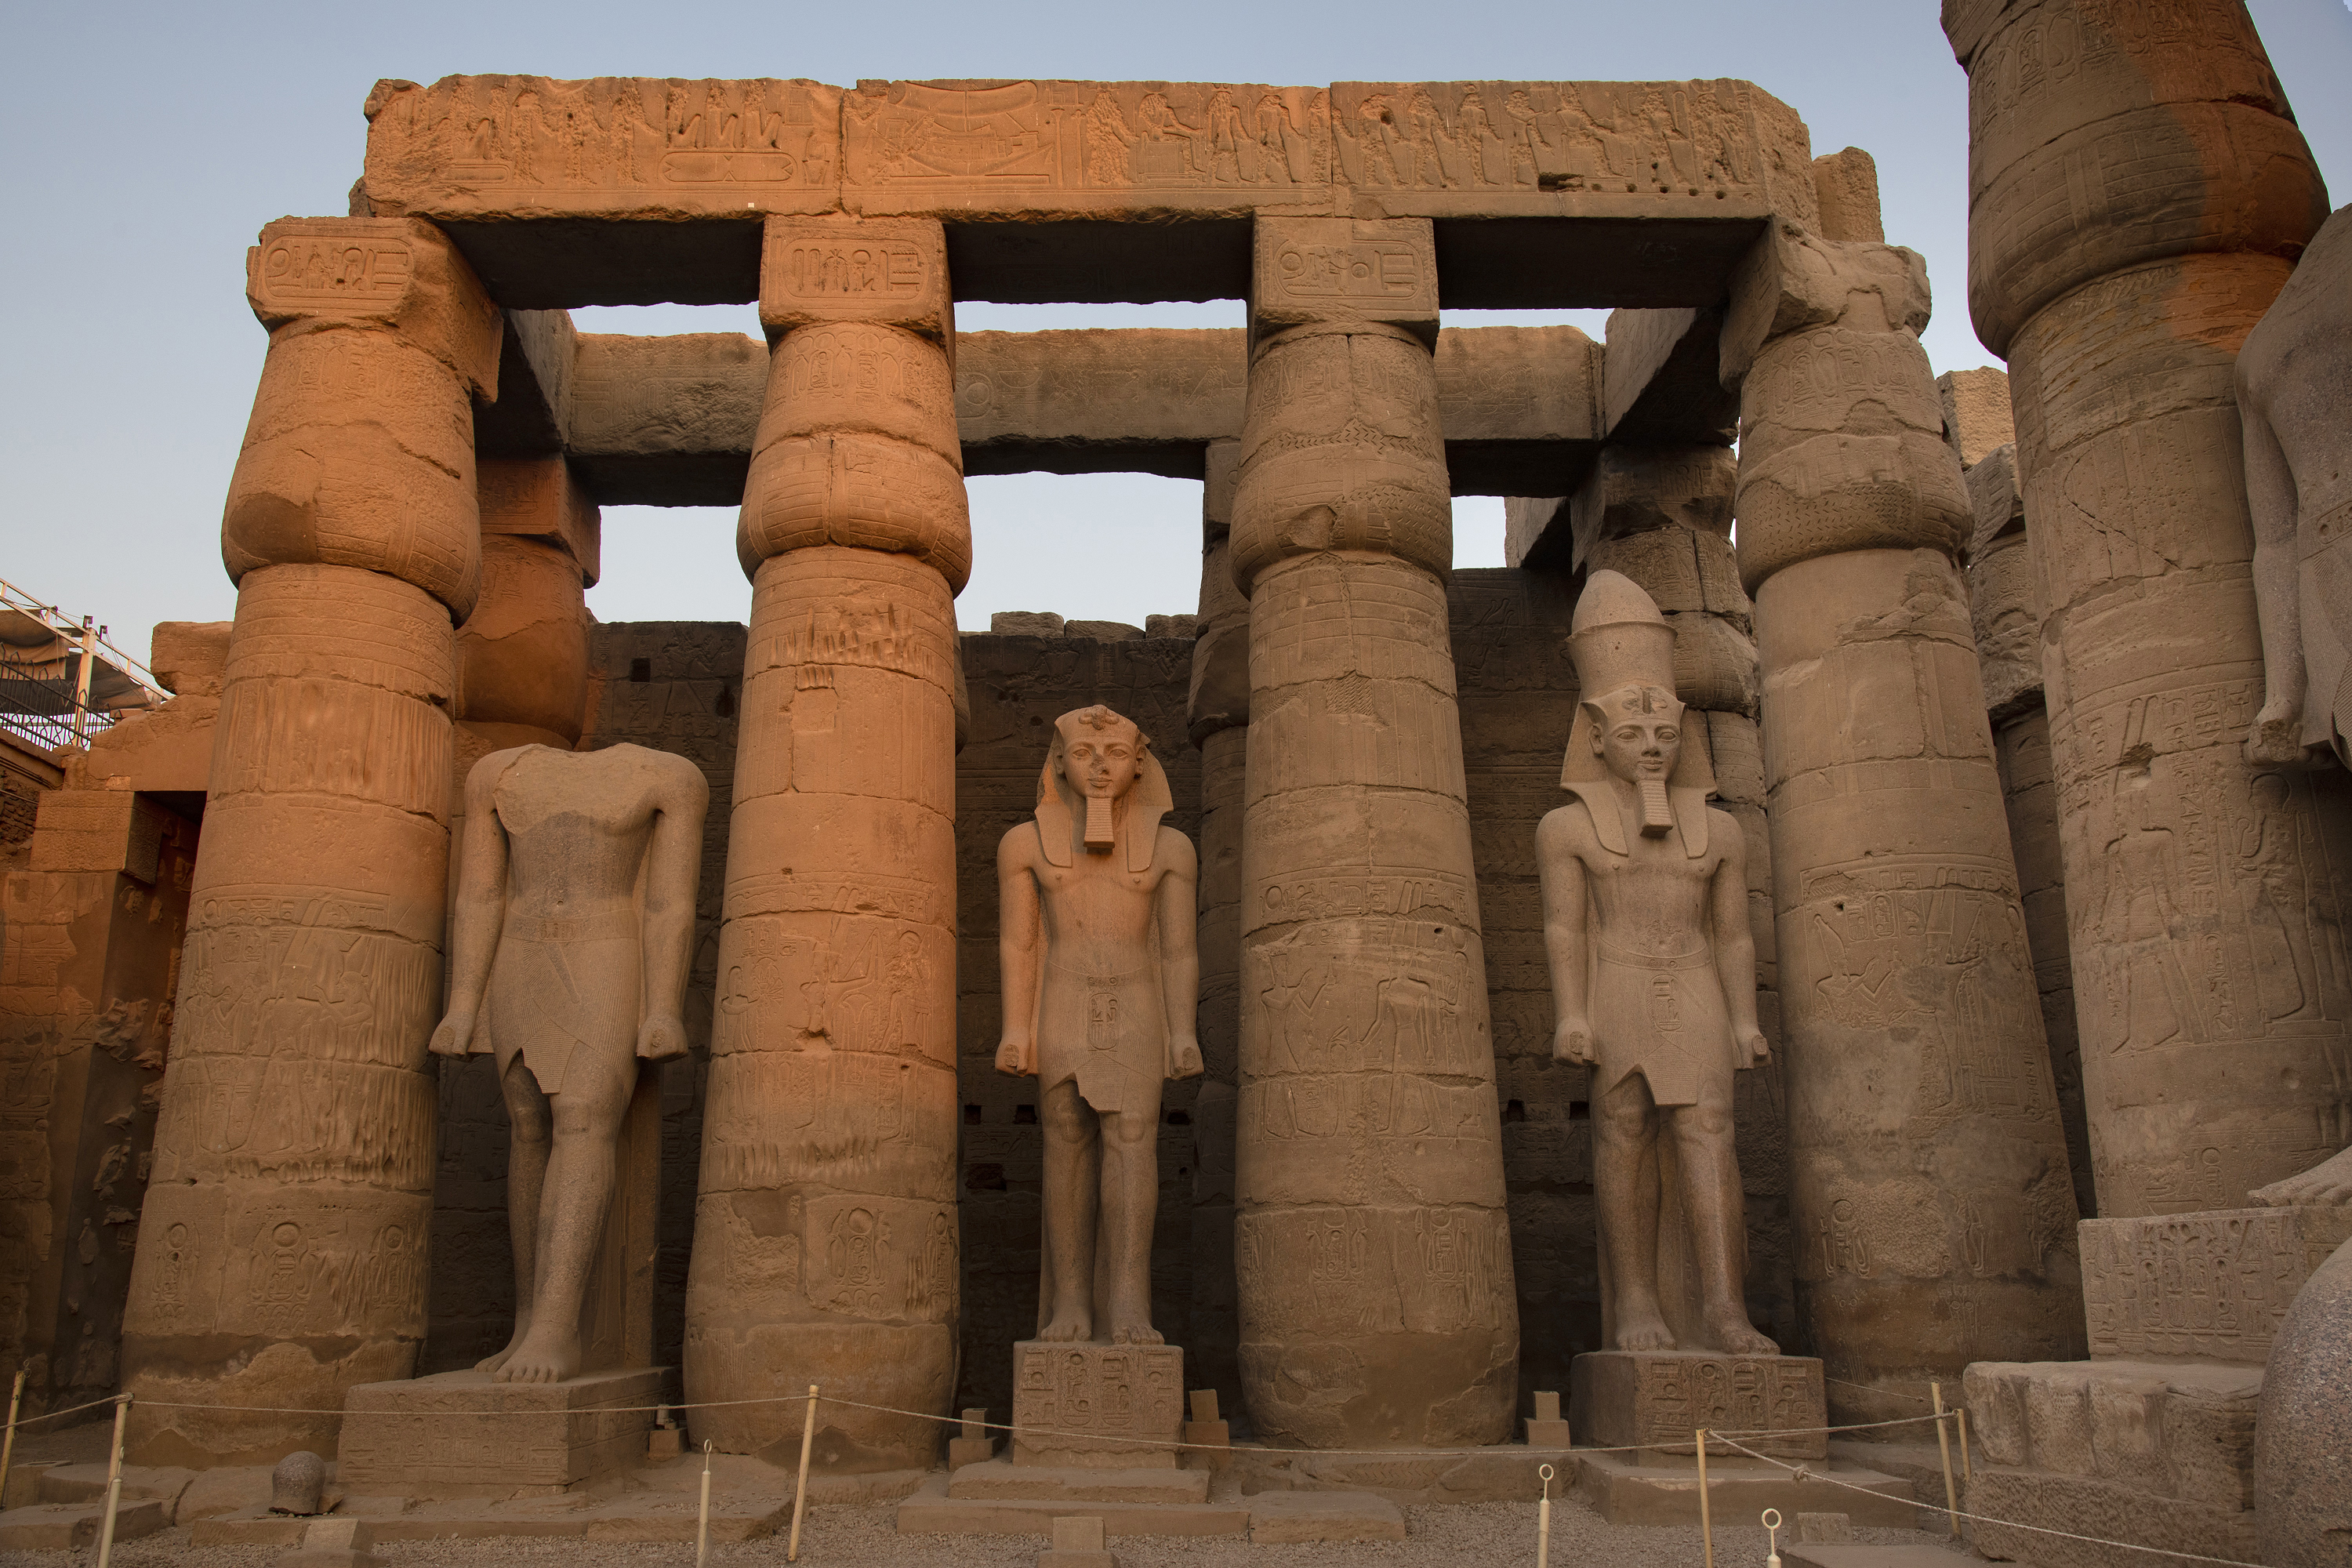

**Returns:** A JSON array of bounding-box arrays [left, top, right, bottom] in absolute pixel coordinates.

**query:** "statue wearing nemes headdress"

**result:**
[[997, 706, 1203, 1344], [1537, 572, 1777, 1355]]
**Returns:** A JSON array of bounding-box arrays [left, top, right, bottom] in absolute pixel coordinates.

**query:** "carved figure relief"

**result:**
[[996, 706, 1202, 1345]]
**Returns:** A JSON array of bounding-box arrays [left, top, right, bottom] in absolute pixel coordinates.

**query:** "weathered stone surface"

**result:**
[[1939, 365, 2015, 470], [568, 332, 769, 506], [1570, 1349, 1828, 1459], [361, 78, 1813, 310], [1946, 0, 2328, 357], [1810, 147, 1882, 244], [2080, 1205, 2352, 1363], [338, 1367, 663, 1494], [151, 622, 233, 698], [1570, 1450, 1915, 1527], [1968, 1465, 2258, 1568], [1007, 1341, 1185, 1469], [1247, 1490, 1405, 1542], [2255, 1233, 2352, 1568], [2241, 202, 2352, 764], [1602, 307, 1738, 447]]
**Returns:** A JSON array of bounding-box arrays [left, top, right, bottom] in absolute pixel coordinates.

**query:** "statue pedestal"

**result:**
[[338, 1367, 666, 1497], [1570, 1350, 1828, 1461], [1010, 1340, 1185, 1469]]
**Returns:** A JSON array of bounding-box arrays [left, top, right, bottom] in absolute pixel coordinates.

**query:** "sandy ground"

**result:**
[[0, 1497, 1977, 1568]]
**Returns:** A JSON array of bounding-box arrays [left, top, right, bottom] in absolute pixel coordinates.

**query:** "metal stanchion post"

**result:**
[[93, 1395, 129, 1568], [1762, 1507, 1784, 1568], [695, 1439, 713, 1568], [1931, 1381, 1959, 1541], [0, 1368, 24, 1509], [1695, 1427, 1715, 1568], [787, 1384, 818, 1563], [1536, 1462, 1554, 1568]]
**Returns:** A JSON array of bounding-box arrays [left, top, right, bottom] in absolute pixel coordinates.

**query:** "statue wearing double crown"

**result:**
[[1537, 571, 1777, 1355]]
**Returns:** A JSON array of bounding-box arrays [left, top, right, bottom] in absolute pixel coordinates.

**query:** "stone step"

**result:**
[[1967, 1465, 2257, 1568], [35, 1461, 195, 1508], [898, 1472, 1248, 1537], [1570, 1450, 1919, 1528], [949, 1459, 1208, 1504], [1962, 1358, 2261, 1512], [0, 1498, 170, 1550], [1784, 1545, 1971, 1568], [1243, 1489, 1406, 1542]]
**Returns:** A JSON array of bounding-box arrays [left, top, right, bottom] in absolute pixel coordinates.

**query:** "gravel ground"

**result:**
[[0, 1497, 1979, 1568]]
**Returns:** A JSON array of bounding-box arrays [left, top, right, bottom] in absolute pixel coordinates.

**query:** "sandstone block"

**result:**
[[279, 1516, 383, 1568], [245, 217, 500, 396], [1733, 427, 1973, 593], [1570, 1350, 1828, 1460], [339, 1368, 666, 1495], [0, 1499, 169, 1550], [1247, 1490, 1406, 1542], [1566, 445, 1738, 575], [478, 457, 601, 584], [735, 431, 971, 588], [1011, 1342, 1184, 1469], [151, 621, 233, 697], [568, 332, 768, 506], [27, 789, 165, 880], [757, 320, 962, 465], [2080, 1206, 2352, 1364], [1810, 147, 1882, 244], [992, 612, 1065, 636], [1040, 1511, 1116, 1566], [1250, 216, 1437, 347], [1721, 223, 1930, 388], [1603, 306, 1738, 445], [760, 215, 952, 347], [1143, 615, 1196, 639], [456, 535, 590, 742], [1064, 619, 1143, 641], [1939, 366, 2014, 470]]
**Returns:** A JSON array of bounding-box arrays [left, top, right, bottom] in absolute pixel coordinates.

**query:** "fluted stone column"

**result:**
[[1232, 217, 1516, 1448], [686, 216, 965, 1466], [1947, 0, 2352, 1218], [122, 219, 500, 1463], [1728, 222, 2085, 1418], [1187, 438, 1246, 1420]]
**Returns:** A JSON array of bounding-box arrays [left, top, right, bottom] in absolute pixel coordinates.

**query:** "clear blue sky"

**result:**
[[5, 1, 2347, 649]]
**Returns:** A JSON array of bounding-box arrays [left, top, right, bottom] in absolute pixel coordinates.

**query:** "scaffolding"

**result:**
[[0, 577, 168, 757]]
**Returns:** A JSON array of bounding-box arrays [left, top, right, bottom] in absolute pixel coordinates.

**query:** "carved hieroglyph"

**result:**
[[2241, 203, 2352, 766], [1730, 222, 2086, 1416], [1010, 1339, 1185, 1468], [993, 706, 1202, 1347], [1948, 2, 2352, 1220], [686, 216, 965, 1467], [1231, 216, 1516, 1448], [120, 220, 498, 1465], [361, 77, 1817, 228], [430, 745, 706, 1385], [1537, 572, 1774, 1359], [1570, 1349, 1828, 1460]]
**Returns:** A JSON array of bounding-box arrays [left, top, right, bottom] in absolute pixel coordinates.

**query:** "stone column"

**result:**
[[1186, 438, 1246, 1424], [1941, 371, 2098, 1224], [1231, 217, 1516, 1448], [1728, 221, 2085, 1417], [687, 216, 965, 1466], [1947, 0, 2350, 1216], [122, 218, 500, 1463]]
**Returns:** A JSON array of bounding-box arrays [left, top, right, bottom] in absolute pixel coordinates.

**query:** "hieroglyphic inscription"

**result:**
[[1233, 1205, 1514, 1338], [1609, 1352, 1824, 1457], [253, 234, 412, 310], [2080, 1207, 2352, 1363], [1011, 1339, 1183, 1462], [698, 1049, 955, 1196]]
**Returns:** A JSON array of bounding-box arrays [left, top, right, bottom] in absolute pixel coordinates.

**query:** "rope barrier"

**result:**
[[1707, 1432, 2269, 1568]]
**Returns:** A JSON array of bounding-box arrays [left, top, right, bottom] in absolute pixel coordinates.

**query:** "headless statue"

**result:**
[[996, 706, 1202, 1345], [1537, 572, 1777, 1356], [430, 743, 708, 1383]]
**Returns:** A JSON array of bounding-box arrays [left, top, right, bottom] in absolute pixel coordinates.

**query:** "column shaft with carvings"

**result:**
[[1948, 0, 2351, 1218], [685, 217, 965, 1465], [122, 219, 500, 1463], [1186, 438, 1246, 1421], [1232, 217, 1516, 1448], [1728, 222, 2085, 1418]]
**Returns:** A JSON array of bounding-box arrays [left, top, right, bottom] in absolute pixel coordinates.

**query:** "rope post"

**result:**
[[1695, 1427, 1715, 1568], [93, 1394, 129, 1568], [1930, 1381, 1960, 1541], [786, 1383, 818, 1563], [1956, 1406, 1974, 1489], [1762, 1506, 1784, 1568], [0, 1368, 24, 1509], [695, 1439, 712, 1568], [1536, 1462, 1553, 1568]]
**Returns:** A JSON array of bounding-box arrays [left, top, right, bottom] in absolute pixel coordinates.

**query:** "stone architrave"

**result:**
[[429, 745, 706, 1384], [685, 215, 965, 1467], [1726, 220, 2085, 1417], [993, 705, 1203, 1345], [1186, 439, 1247, 1417], [118, 218, 500, 1465], [1947, 0, 2352, 1220], [1230, 216, 1517, 1448], [1537, 571, 1775, 1358]]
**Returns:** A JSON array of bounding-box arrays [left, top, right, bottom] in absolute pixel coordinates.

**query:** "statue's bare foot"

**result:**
[[2251, 1145, 2352, 1207], [1615, 1312, 1677, 1352], [492, 1327, 580, 1385], [1037, 1312, 1094, 1343], [474, 1318, 532, 1377], [1706, 1309, 1780, 1356], [1109, 1319, 1163, 1346]]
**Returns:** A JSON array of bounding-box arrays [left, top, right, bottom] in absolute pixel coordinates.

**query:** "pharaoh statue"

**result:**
[[1536, 572, 1776, 1355], [2244, 201, 2352, 767], [430, 743, 709, 1382], [996, 706, 1203, 1345]]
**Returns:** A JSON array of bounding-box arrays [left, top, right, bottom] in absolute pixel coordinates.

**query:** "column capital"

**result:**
[[1249, 216, 1437, 350], [247, 217, 501, 398], [759, 214, 953, 351]]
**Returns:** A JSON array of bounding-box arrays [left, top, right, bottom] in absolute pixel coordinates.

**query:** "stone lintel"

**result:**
[[475, 309, 577, 458], [1603, 306, 1737, 446], [560, 324, 1605, 503], [363, 78, 1813, 311]]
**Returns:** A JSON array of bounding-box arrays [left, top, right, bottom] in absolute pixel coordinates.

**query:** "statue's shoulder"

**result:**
[[464, 743, 541, 793], [996, 817, 1044, 864], [1153, 822, 1197, 876], [1704, 801, 1744, 854], [1537, 794, 1604, 855]]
